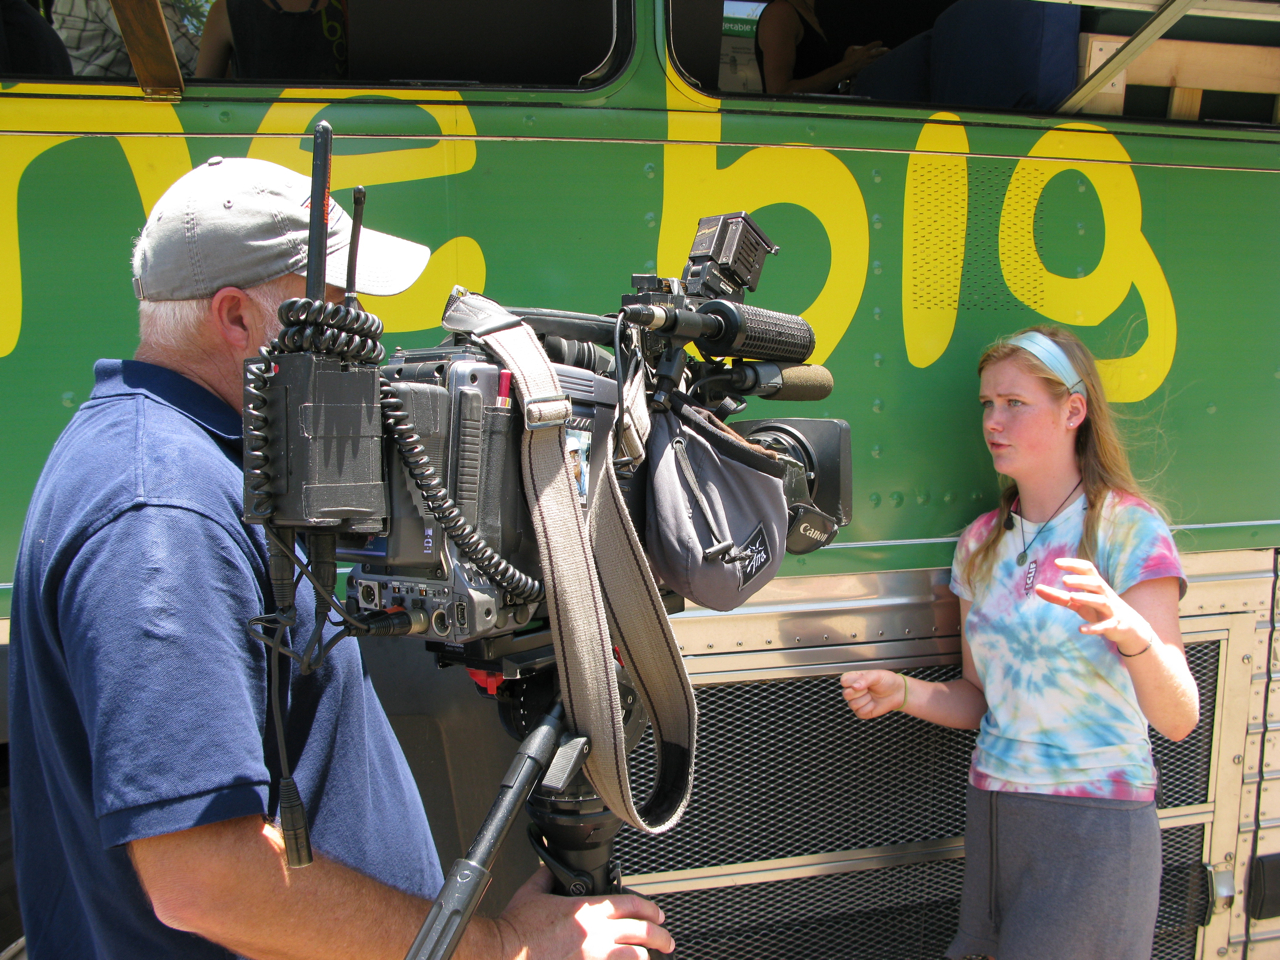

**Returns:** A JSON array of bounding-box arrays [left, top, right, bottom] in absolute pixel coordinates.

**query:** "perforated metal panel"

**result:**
[[619, 644, 1219, 876], [956, 164, 1019, 314], [618, 640, 1219, 958], [1153, 824, 1210, 960], [648, 823, 1208, 960], [651, 859, 966, 960], [616, 666, 976, 876], [1153, 641, 1220, 809]]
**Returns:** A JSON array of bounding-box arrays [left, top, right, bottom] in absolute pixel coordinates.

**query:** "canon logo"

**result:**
[[799, 523, 824, 541]]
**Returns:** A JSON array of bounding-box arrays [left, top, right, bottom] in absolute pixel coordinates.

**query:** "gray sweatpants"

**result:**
[[946, 784, 1161, 960]]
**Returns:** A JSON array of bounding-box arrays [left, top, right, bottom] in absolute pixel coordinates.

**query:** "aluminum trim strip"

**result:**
[[1158, 803, 1216, 827], [622, 837, 967, 895], [688, 653, 962, 685], [822, 537, 960, 549], [680, 637, 960, 674], [624, 808, 1218, 895], [679, 629, 1219, 681]]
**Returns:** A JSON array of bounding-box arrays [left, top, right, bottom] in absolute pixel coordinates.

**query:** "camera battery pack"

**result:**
[[249, 352, 387, 531]]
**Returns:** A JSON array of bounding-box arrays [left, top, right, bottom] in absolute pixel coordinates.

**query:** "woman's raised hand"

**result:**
[[840, 669, 905, 719], [1035, 557, 1159, 656]]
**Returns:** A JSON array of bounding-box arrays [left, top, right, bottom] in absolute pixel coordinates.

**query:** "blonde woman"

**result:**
[[841, 326, 1199, 959]]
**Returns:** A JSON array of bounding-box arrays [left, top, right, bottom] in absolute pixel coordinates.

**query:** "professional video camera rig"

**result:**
[[240, 123, 851, 960]]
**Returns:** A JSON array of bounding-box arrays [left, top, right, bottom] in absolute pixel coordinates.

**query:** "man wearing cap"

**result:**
[[8, 157, 673, 960]]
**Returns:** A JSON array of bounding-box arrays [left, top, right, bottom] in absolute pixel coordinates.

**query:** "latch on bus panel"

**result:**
[[1204, 862, 1236, 925]]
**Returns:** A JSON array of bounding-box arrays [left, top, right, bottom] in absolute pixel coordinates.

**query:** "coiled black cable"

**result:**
[[243, 297, 384, 520], [380, 375, 544, 603], [271, 296, 385, 365], [244, 355, 274, 519], [246, 293, 544, 603]]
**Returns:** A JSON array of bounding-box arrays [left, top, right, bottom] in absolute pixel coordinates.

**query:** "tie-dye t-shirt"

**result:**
[[949, 491, 1185, 800]]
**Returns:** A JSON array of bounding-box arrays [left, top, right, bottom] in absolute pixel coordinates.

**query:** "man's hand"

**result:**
[[495, 867, 674, 960], [131, 816, 673, 960]]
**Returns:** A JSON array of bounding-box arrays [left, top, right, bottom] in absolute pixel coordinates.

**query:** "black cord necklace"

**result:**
[[1014, 479, 1083, 566]]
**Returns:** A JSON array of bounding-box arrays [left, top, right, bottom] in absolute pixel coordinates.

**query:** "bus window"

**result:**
[[718, 2, 762, 93], [1074, 9, 1280, 125], [53, 0, 203, 81], [190, 0, 630, 87], [679, 1, 1280, 127]]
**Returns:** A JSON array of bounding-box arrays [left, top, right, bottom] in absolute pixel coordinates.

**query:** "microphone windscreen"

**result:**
[[769, 364, 833, 402]]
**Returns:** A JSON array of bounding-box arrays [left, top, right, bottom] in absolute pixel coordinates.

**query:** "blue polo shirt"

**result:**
[[9, 360, 443, 959]]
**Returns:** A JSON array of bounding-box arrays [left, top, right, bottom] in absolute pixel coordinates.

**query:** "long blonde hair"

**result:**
[[962, 325, 1153, 588]]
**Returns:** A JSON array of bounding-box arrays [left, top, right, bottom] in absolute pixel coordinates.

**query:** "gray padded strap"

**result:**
[[470, 297, 695, 833]]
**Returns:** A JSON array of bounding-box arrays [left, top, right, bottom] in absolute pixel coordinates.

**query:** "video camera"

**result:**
[[241, 122, 851, 959], [244, 214, 851, 662], [332, 211, 851, 664]]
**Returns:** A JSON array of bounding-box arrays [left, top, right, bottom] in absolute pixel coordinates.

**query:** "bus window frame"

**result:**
[[110, 0, 636, 99], [672, 0, 1280, 130], [106, 0, 184, 98]]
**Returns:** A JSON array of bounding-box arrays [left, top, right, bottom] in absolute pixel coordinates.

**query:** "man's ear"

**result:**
[[208, 286, 253, 352]]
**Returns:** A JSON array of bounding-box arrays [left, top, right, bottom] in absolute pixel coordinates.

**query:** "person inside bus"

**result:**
[[195, 0, 346, 81], [0, 0, 72, 77], [840, 326, 1199, 960], [753, 0, 886, 95], [53, 0, 198, 78]]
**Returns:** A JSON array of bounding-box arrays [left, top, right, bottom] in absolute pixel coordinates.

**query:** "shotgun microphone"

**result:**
[[621, 299, 814, 364], [726, 361, 833, 401]]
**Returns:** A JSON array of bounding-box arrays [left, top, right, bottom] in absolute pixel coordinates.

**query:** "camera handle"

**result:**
[[405, 703, 591, 960]]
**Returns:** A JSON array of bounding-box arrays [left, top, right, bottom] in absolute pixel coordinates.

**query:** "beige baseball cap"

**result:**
[[131, 156, 430, 301]]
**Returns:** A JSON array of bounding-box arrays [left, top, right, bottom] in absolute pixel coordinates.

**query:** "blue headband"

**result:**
[[1008, 332, 1086, 396]]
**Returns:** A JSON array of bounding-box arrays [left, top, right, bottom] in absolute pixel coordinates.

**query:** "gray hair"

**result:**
[[137, 274, 300, 350]]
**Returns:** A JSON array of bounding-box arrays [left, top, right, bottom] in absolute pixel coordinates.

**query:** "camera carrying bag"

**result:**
[[448, 291, 696, 835], [646, 396, 787, 612]]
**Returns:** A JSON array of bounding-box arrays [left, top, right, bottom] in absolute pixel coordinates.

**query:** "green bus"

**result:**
[[0, 0, 1277, 956]]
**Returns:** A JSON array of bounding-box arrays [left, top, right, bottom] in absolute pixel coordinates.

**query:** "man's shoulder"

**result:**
[[31, 382, 247, 552]]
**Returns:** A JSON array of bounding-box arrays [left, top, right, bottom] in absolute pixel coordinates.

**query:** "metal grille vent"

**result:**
[[905, 154, 966, 314], [652, 858, 966, 960], [616, 667, 977, 876], [1153, 824, 1209, 960], [995, 165, 1051, 313], [619, 644, 1221, 878], [1152, 640, 1219, 808], [956, 162, 1019, 313], [650, 823, 1208, 960]]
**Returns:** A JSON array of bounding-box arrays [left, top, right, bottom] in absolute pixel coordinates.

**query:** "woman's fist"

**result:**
[[840, 669, 905, 719]]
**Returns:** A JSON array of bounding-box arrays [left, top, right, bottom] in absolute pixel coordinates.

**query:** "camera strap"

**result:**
[[456, 293, 696, 834]]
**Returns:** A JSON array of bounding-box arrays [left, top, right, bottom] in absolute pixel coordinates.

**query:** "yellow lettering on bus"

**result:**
[[658, 78, 867, 366], [999, 123, 1175, 402], [248, 89, 486, 331], [902, 113, 968, 368], [247, 89, 478, 188], [363, 236, 486, 332], [0, 89, 192, 357]]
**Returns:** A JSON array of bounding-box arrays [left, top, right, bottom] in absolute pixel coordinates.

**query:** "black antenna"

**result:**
[[345, 185, 365, 309], [272, 119, 337, 872], [306, 121, 333, 302]]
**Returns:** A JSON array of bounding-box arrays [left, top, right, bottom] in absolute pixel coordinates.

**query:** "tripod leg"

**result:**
[[403, 704, 563, 960]]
